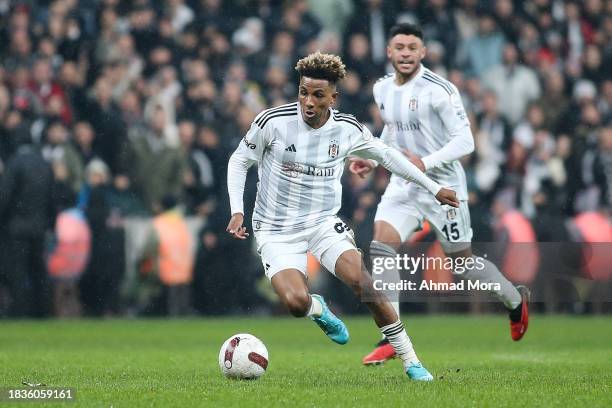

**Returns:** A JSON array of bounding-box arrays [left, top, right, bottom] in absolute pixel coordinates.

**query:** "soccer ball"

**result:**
[[218, 333, 269, 379]]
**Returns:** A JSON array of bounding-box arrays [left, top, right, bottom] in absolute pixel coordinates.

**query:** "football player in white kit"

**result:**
[[349, 24, 531, 366], [227, 52, 460, 380]]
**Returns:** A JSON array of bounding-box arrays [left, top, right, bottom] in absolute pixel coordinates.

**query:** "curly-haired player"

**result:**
[[226, 52, 459, 380]]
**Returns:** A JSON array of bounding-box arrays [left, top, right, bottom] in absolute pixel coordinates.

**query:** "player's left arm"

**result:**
[[420, 86, 475, 171], [348, 125, 389, 178], [348, 82, 394, 177], [349, 126, 459, 207]]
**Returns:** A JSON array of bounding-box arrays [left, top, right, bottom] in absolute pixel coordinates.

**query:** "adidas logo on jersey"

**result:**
[[285, 144, 297, 152]]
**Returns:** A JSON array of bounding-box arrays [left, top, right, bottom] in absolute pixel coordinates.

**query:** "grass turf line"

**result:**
[[1, 316, 611, 407]]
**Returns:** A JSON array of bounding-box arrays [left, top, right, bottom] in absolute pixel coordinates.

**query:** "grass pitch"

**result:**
[[1, 315, 611, 407]]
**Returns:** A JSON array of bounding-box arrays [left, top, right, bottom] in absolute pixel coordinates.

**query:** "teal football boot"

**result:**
[[406, 361, 434, 381], [310, 294, 349, 345]]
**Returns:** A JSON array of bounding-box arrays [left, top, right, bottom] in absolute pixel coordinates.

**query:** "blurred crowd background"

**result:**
[[0, 0, 610, 318]]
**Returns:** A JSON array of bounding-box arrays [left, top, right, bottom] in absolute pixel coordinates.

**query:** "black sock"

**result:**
[[376, 338, 390, 346], [509, 302, 522, 323]]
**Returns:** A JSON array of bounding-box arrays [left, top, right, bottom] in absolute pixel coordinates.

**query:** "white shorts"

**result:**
[[374, 182, 473, 253], [253, 216, 358, 279]]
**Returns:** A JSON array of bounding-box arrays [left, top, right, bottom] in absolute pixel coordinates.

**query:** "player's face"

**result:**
[[387, 34, 426, 80], [298, 76, 337, 129]]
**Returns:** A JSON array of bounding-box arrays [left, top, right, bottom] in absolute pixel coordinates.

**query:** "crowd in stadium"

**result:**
[[0, 0, 610, 317]]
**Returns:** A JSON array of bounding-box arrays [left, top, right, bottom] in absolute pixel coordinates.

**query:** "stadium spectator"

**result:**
[[122, 104, 185, 214], [597, 127, 612, 208], [0, 132, 54, 317], [306, 0, 354, 35], [483, 43, 541, 124], [344, 32, 381, 82], [79, 158, 126, 317], [47, 206, 91, 318], [513, 103, 547, 150], [535, 70, 571, 133], [73, 120, 96, 166], [421, 0, 460, 67], [423, 40, 447, 77], [179, 118, 215, 216], [82, 76, 127, 174], [29, 58, 72, 124], [457, 11, 505, 77], [41, 119, 84, 195], [337, 70, 370, 121], [166, 0, 194, 34], [139, 194, 194, 316], [473, 92, 512, 198], [345, 0, 395, 65], [275, 0, 321, 49]]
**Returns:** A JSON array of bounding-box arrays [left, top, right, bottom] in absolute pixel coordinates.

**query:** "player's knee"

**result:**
[[373, 222, 402, 245], [280, 290, 310, 317]]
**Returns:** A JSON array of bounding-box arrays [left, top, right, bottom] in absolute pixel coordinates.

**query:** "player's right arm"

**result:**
[[226, 122, 268, 239]]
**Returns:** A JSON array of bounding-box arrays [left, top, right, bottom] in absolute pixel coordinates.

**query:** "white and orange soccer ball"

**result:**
[[218, 333, 269, 379]]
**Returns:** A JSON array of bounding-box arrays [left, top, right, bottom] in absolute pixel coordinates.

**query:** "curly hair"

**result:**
[[295, 52, 347, 84]]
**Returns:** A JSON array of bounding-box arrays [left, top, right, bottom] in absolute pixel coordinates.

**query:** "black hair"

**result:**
[[388, 23, 424, 41]]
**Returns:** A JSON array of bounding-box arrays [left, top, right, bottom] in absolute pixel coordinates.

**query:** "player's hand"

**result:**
[[226, 213, 249, 240], [402, 149, 426, 172], [348, 157, 375, 178], [435, 188, 459, 208]]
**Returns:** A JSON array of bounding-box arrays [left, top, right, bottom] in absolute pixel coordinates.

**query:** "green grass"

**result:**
[[1, 315, 611, 407]]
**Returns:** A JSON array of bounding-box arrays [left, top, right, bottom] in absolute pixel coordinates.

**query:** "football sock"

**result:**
[[307, 294, 323, 318], [508, 303, 523, 322], [462, 257, 522, 310], [370, 241, 401, 338], [380, 320, 419, 369]]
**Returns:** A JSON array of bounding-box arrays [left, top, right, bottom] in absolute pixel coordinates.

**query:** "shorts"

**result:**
[[374, 182, 473, 253], [253, 216, 358, 279]]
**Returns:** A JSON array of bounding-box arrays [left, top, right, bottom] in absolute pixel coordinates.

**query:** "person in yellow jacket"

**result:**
[[139, 195, 194, 316]]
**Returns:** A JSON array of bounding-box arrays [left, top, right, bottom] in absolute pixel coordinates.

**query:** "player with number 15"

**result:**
[[348, 23, 531, 366]]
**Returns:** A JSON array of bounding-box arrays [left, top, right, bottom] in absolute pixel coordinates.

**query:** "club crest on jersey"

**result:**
[[409, 98, 418, 111], [254, 220, 261, 230], [447, 208, 457, 221], [328, 140, 339, 158]]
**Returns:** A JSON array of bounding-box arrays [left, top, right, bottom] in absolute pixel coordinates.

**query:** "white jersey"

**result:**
[[373, 65, 472, 199], [227, 102, 442, 232]]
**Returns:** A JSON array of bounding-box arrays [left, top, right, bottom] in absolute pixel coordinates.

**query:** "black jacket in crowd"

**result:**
[[0, 145, 54, 237]]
